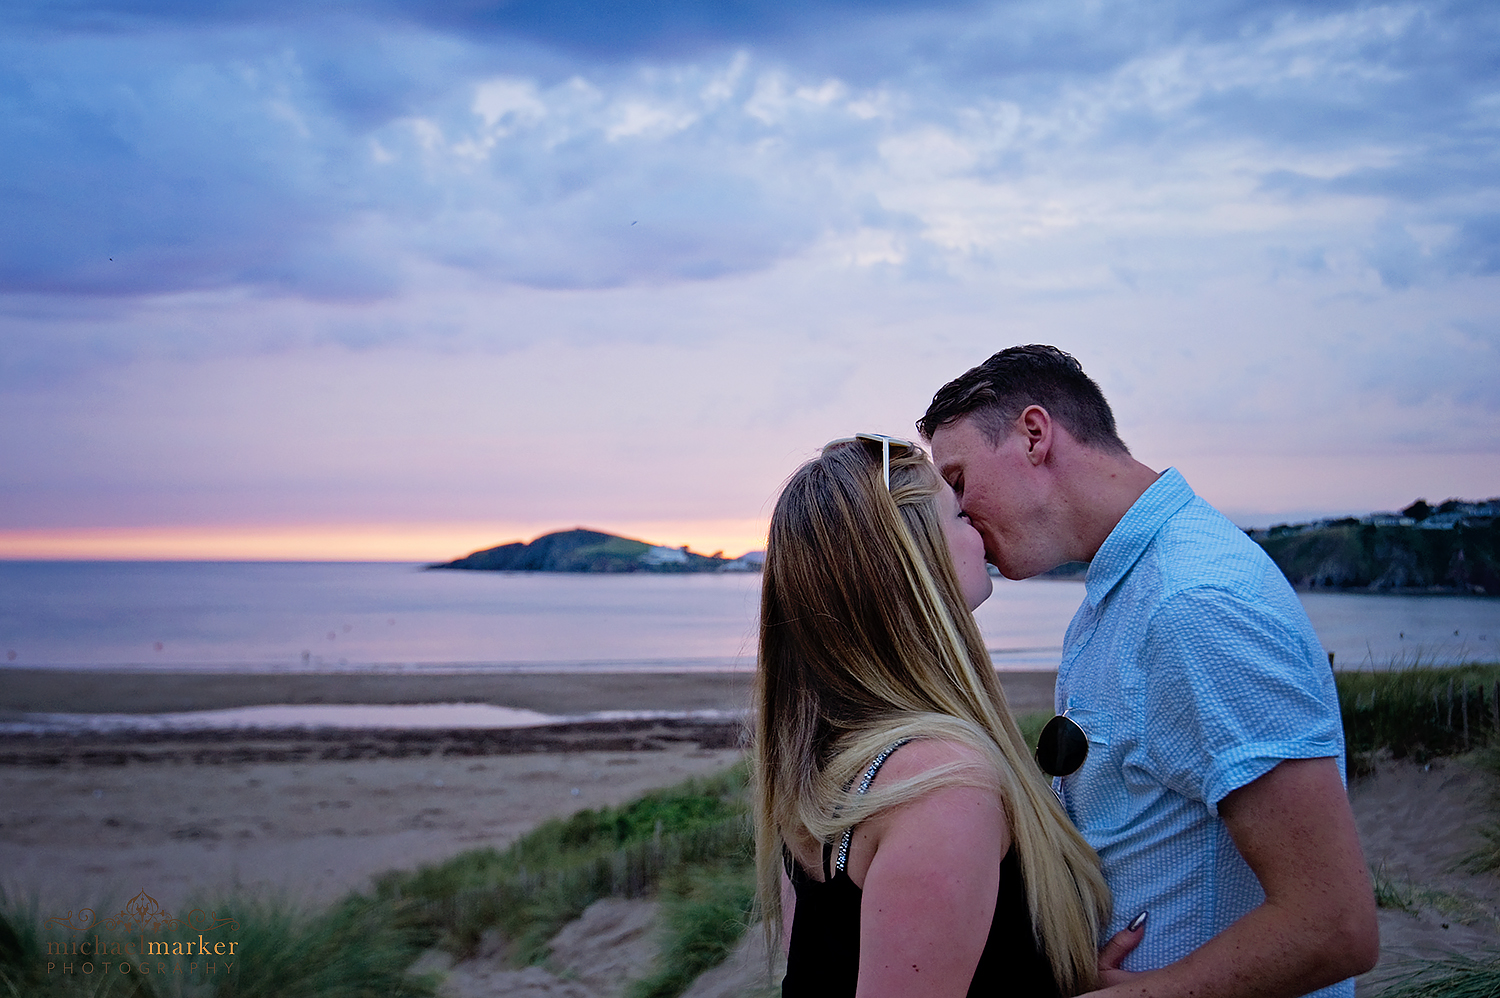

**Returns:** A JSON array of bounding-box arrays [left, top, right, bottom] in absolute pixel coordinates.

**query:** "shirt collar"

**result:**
[[1082, 467, 1195, 608]]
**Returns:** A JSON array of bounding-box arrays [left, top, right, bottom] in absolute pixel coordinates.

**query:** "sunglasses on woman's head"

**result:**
[[1035, 712, 1089, 777], [827, 432, 916, 490]]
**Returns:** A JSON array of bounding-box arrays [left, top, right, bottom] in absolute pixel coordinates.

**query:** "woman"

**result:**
[[753, 434, 1111, 997]]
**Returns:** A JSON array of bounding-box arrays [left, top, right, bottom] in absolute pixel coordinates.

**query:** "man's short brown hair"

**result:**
[[918, 344, 1128, 453]]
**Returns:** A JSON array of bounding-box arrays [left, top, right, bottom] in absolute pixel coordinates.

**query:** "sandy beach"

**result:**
[[0, 668, 1054, 906], [2, 668, 1495, 997]]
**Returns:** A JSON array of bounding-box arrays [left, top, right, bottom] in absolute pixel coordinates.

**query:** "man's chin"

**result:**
[[986, 557, 1031, 582], [986, 553, 1053, 582]]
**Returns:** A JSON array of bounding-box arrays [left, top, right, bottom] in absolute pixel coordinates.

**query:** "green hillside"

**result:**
[[430, 528, 750, 574]]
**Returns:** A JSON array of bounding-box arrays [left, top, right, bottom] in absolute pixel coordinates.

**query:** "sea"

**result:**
[[1, 560, 1496, 675]]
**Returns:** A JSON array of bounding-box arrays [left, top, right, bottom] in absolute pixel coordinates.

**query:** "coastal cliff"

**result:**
[[1033, 499, 1500, 594], [1250, 499, 1500, 594]]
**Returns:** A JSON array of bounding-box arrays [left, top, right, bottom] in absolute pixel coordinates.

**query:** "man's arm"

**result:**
[[1090, 756, 1378, 998]]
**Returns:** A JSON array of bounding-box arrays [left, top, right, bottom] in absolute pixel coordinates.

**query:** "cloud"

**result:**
[[0, 31, 869, 302], [372, 66, 846, 288], [0, 0, 1495, 438], [0, 32, 372, 299], [7, 1, 982, 57], [3, 0, 1496, 311], [1445, 213, 1500, 276]]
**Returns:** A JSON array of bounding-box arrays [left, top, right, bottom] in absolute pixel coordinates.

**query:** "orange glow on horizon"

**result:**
[[0, 520, 770, 562]]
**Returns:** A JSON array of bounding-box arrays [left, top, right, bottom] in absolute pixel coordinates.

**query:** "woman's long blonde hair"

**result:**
[[752, 438, 1110, 994]]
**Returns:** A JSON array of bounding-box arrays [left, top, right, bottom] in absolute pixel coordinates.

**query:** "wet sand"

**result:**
[[0, 666, 1060, 717], [0, 667, 761, 717]]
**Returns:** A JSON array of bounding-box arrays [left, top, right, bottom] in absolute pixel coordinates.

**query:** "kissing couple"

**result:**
[[754, 344, 1378, 998]]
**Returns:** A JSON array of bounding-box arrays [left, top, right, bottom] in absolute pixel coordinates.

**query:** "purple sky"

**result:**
[[2, 0, 1497, 559]]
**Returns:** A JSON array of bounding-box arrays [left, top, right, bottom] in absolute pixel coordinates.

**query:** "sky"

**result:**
[[1, 0, 1497, 561]]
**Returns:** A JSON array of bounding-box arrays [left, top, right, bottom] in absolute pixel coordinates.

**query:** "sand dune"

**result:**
[[1, 669, 1494, 997]]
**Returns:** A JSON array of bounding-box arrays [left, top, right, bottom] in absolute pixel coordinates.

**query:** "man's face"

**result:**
[[929, 415, 1051, 580]]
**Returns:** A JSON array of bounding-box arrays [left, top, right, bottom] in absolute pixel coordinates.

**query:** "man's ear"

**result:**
[[1018, 405, 1053, 466]]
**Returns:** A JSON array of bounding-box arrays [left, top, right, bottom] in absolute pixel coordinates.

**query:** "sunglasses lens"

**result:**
[[1035, 715, 1089, 777]]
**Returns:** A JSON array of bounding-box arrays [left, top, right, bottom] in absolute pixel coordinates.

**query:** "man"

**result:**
[[918, 345, 1378, 998]]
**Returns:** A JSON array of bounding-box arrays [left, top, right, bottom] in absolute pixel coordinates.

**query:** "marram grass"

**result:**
[[624, 863, 758, 998], [186, 894, 436, 998], [1369, 947, 1500, 998], [1349, 670, 1500, 998], [0, 890, 163, 998], [0, 888, 435, 998], [1369, 864, 1495, 926], [372, 761, 754, 966], [1336, 664, 1500, 768]]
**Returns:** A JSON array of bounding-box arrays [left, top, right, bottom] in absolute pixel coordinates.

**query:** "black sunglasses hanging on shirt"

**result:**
[[1035, 712, 1090, 777]]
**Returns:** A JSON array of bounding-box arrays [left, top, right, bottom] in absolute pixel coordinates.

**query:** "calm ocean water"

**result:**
[[1, 561, 1496, 674]]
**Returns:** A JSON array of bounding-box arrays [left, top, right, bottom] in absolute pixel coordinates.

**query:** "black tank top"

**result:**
[[781, 742, 1062, 998]]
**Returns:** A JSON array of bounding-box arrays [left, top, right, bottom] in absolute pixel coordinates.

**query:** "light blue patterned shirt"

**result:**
[[1055, 468, 1350, 998]]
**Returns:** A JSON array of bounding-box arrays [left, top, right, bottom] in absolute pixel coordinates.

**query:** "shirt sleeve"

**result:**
[[1134, 586, 1344, 814]]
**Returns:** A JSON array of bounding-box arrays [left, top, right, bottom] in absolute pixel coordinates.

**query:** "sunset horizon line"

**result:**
[[0, 520, 773, 563]]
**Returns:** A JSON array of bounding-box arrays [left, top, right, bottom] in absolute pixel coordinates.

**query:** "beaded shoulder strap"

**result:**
[[834, 738, 912, 873]]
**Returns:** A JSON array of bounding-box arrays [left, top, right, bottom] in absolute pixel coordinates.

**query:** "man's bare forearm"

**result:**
[[1087, 758, 1379, 998]]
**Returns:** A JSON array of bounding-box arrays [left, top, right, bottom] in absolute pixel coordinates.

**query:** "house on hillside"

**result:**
[[1362, 512, 1414, 526], [720, 551, 765, 572], [642, 545, 690, 565]]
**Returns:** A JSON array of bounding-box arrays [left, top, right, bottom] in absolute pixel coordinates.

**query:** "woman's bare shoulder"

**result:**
[[873, 736, 992, 783], [852, 737, 1006, 874], [849, 737, 1009, 945]]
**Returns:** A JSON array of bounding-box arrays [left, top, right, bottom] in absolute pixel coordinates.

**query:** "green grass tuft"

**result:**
[[625, 864, 757, 998], [0, 886, 437, 998], [1371, 947, 1500, 998], [1370, 863, 1417, 914], [0, 891, 163, 998], [1369, 864, 1495, 927], [1336, 664, 1500, 771], [1458, 823, 1500, 877], [1453, 745, 1500, 877], [177, 894, 436, 998], [372, 762, 754, 965], [1018, 710, 1050, 754]]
